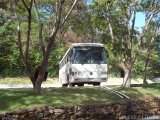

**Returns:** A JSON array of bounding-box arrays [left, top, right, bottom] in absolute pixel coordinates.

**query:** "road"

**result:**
[[0, 83, 108, 89], [0, 84, 62, 89], [152, 77, 160, 83], [0, 77, 157, 89]]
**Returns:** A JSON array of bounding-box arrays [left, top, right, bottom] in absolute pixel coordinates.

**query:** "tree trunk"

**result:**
[[32, 67, 40, 93], [34, 68, 46, 94], [35, 78, 43, 94], [143, 74, 148, 86], [30, 68, 48, 94], [31, 79, 36, 92], [34, 39, 55, 94], [143, 57, 149, 86], [123, 69, 131, 87]]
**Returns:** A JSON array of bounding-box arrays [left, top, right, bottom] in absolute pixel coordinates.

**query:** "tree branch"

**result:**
[[132, 12, 154, 64], [14, 0, 34, 80], [33, 0, 45, 56], [130, 0, 138, 48], [23, 0, 33, 63], [21, 0, 29, 12], [101, 7, 116, 45], [50, 0, 65, 36], [59, 0, 78, 28], [13, 0, 24, 62]]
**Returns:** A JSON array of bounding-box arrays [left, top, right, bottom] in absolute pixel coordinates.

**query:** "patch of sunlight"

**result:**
[[0, 77, 58, 84], [117, 84, 160, 99]]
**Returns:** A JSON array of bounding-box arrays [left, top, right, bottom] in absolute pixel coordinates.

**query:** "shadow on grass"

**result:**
[[117, 86, 144, 99], [117, 83, 160, 99], [0, 87, 122, 112], [131, 83, 160, 87]]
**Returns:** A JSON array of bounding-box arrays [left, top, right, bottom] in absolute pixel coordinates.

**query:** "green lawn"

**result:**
[[0, 83, 159, 113], [0, 87, 122, 112], [116, 83, 160, 99]]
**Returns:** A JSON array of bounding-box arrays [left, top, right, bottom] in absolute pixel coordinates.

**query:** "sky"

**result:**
[[87, 0, 93, 4], [134, 12, 146, 31]]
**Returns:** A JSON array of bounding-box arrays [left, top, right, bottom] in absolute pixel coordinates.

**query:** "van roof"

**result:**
[[59, 43, 104, 64], [71, 43, 104, 47]]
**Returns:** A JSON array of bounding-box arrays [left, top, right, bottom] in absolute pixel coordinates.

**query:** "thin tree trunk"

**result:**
[[31, 78, 36, 92], [143, 31, 157, 86], [143, 57, 149, 86], [34, 62, 48, 94], [35, 73, 44, 94], [123, 69, 131, 87]]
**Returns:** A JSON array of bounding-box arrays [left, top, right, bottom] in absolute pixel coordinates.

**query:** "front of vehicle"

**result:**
[[69, 44, 108, 85]]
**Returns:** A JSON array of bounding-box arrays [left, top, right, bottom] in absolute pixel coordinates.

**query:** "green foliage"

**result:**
[[0, 21, 23, 76], [0, 13, 67, 77], [132, 58, 145, 78], [48, 43, 67, 77], [0, 0, 11, 10], [149, 43, 160, 78]]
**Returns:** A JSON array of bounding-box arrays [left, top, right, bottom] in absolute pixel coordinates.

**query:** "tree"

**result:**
[[142, 21, 159, 85], [93, 0, 160, 87], [60, 1, 100, 43], [14, 0, 78, 94], [0, 1, 24, 76]]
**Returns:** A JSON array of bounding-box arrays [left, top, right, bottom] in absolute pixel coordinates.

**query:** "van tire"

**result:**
[[93, 82, 100, 86], [69, 83, 75, 87], [62, 84, 68, 87], [78, 83, 84, 87]]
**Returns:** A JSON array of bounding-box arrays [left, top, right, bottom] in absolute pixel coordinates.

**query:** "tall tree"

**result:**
[[93, 0, 160, 87], [143, 22, 159, 85], [14, 0, 78, 94]]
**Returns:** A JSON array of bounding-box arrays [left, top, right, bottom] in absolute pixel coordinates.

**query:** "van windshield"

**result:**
[[72, 47, 107, 64]]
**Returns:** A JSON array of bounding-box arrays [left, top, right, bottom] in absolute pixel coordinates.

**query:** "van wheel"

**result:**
[[62, 84, 68, 87], [78, 83, 84, 87], [69, 83, 75, 87], [93, 82, 100, 86]]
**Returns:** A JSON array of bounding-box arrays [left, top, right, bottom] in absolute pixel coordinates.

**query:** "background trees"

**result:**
[[0, 0, 23, 76], [90, 0, 160, 87], [0, 0, 160, 90]]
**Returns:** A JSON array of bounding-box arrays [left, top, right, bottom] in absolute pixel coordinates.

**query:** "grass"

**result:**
[[0, 77, 159, 113], [0, 87, 122, 113], [0, 76, 58, 84], [116, 83, 160, 99]]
